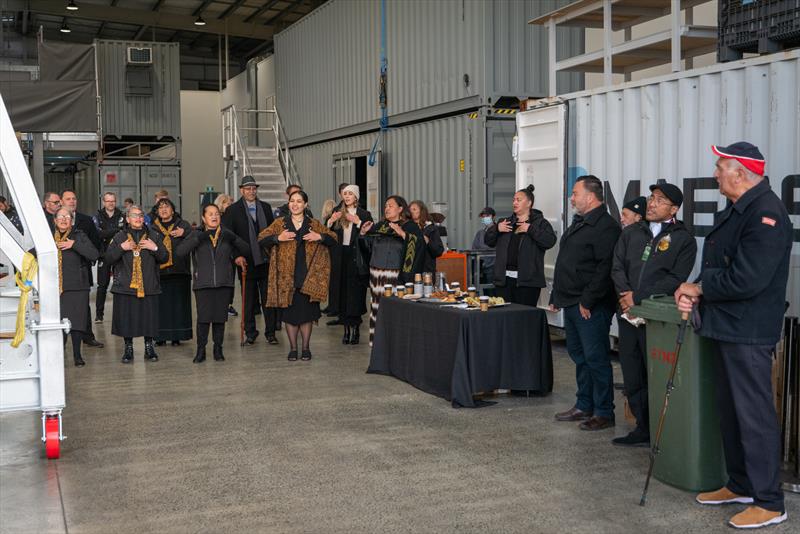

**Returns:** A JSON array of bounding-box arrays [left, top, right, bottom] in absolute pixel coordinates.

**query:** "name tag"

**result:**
[[506, 270, 518, 279]]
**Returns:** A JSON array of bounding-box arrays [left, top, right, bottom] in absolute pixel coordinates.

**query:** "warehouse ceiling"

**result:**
[[0, 0, 327, 90]]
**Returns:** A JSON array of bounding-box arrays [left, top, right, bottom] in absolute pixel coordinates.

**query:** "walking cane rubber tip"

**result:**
[[681, 311, 689, 321]]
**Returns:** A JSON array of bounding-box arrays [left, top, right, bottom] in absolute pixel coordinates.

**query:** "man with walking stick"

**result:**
[[675, 142, 792, 529]]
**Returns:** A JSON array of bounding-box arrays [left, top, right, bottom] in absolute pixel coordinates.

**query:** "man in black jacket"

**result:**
[[550, 175, 621, 431], [676, 143, 791, 530], [93, 192, 126, 322], [43, 191, 61, 231], [611, 183, 697, 447], [222, 176, 277, 345], [62, 189, 104, 348]]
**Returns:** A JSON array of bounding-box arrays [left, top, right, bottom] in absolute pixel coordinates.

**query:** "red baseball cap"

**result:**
[[711, 142, 765, 175]]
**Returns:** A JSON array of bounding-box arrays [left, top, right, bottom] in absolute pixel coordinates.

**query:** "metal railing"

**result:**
[[221, 104, 252, 195]]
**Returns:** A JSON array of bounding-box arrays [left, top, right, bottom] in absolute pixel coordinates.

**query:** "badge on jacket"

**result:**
[[657, 234, 671, 252]]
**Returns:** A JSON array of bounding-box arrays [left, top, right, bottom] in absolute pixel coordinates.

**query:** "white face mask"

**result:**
[[481, 216, 493, 226]]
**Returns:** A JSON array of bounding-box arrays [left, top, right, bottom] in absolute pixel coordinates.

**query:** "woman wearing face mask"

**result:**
[[150, 198, 193, 347], [176, 204, 249, 363], [484, 185, 557, 307], [472, 207, 497, 283], [258, 190, 337, 361], [53, 208, 100, 367], [327, 185, 373, 344], [105, 205, 169, 363], [359, 195, 425, 346], [409, 200, 445, 275]]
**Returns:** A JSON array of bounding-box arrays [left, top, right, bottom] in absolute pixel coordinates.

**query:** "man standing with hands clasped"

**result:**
[[550, 175, 621, 431], [675, 142, 791, 530], [610, 183, 696, 447]]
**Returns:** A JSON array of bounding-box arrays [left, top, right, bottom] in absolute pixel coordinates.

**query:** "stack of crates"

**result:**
[[718, 0, 800, 61]]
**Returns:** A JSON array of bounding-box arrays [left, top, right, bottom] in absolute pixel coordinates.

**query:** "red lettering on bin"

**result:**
[[650, 347, 676, 365]]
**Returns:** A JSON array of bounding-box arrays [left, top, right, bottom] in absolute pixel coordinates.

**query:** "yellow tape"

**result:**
[[11, 252, 38, 348]]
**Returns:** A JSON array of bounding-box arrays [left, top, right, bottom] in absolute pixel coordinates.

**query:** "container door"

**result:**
[[485, 119, 516, 219], [515, 104, 566, 326]]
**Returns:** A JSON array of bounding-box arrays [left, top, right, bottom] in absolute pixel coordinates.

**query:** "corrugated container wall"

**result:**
[[291, 114, 483, 250], [563, 51, 800, 313], [275, 0, 583, 143], [95, 40, 181, 138]]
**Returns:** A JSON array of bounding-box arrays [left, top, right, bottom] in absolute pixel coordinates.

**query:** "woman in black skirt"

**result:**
[[105, 205, 168, 363], [409, 200, 445, 274], [150, 198, 193, 346], [258, 190, 337, 361], [176, 204, 248, 363], [326, 184, 372, 344], [53, 208, 99, 367]]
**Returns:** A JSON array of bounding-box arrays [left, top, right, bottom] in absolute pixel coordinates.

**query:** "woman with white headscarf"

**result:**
[[326, 184, 373, 344]]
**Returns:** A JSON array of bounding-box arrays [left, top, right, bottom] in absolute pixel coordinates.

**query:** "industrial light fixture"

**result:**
[[60, 21, 71, 33], [66, 1, 79, 11], [194, 16, 206, 26]]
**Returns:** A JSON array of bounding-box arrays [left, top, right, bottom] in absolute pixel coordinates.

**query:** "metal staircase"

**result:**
[[222, 101, 301, 208]]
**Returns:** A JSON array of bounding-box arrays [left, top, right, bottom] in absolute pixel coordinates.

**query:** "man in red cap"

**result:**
[[675, 142, 792, 529]]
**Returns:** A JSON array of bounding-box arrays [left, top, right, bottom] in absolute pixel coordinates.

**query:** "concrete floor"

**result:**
[[1, 307, 797, 534]]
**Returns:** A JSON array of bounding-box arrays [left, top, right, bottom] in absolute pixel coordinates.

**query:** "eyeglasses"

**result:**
[[647, 194, 673, 207], [46, 200, 61, 205], [128, 213, 145, 219], [54, 215, 71, 220]]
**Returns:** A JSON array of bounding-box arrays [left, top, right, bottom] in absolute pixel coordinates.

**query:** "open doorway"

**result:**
[[332, 153, 368, 210]]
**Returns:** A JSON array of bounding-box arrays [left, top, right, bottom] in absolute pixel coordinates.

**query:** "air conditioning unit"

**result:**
[[127, 47, 153, 65]]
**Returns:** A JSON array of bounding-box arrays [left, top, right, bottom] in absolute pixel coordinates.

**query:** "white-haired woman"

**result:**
[[327, 185, 373, 344]]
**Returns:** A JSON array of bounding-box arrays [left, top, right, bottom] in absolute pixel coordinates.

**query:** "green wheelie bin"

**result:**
[[631, 296, 727, 492]]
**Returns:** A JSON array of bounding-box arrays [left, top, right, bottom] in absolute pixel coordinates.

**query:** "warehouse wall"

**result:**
[[180, 90, 224, 225], [275, 0, 583, 143]]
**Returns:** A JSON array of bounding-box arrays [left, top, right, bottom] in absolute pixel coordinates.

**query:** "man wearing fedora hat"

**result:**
[[222, 175, 278, 345]]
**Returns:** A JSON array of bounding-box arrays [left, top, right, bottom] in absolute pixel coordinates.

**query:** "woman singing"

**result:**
[[409, 200, 445, 275]]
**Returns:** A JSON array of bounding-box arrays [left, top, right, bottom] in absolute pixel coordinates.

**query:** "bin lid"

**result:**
[[631, 295, 684, 324]]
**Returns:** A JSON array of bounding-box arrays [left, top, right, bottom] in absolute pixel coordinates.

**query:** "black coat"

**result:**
[[328, 207, 374, 313], [93, 208, 126, 254], [485, 209, 557, 288], [697, 180, 793, 345], [105, 228, 169, 296], [57, 228, 99, 291], [149, 217, 193, 277], [551, 205, 621, 310], [222, 197, 274, 279], [611, 220, 697, 305], [420, 222, 445, 275], [74, 211, 101, 252], [360, 219, 425, 284], [176, 228, 249, 290]]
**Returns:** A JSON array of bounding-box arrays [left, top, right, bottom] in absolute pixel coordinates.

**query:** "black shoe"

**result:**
[[326, 319, 342, 326], [227, 305, 238, 317], [95, 315, 104, 323], [287, 350, 298, 361], [155, 340, 166, 347], [193, 347, 206, 363], [245, 335, 256, 345], [144, 340, 159, 362], [122, 343, 134, 364], [326, 311, 338, 317], [171, 340, 181, 346], [84, 338, 104, 348], [266, 334, 279, 345], [301, 350, 312, 361], [349, 326, 360, 345], [213, 345, 225, 361], [74, 355, 86, 367], [342, 326, 351, 345], [612, 431, 650, 447]]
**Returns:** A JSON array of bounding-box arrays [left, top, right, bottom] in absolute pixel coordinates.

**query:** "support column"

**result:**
[[32, 133, 45, 195], [671, 0, 681, 72], [548, 18, 557, 97], [603, 0, 613, 87]]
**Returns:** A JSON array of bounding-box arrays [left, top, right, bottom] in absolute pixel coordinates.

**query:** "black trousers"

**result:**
[[617, 319, 649, 435], [197, 321, 224, 348], [95, 261, 112, 318], [82, 302, 96, 342], [713, 341, 784, 512], [243, 274, 276, 338], [495, 277, 541, 307]]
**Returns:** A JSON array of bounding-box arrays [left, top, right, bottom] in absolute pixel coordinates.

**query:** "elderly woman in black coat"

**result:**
[[53, 207, 99, 366], [176, 204, 248, 363], [105, 204, 168, 363], [409, 200, 445, 274], [150, 198, 193, 346]]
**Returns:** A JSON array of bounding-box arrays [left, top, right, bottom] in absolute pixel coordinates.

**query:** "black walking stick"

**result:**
[[240, 268, 247, 346], [640, 310, 690, 506]]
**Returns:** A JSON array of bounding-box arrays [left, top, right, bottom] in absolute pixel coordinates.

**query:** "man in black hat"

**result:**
[[222, 176, 277, 345], [620, 196, 647, 228], [611, 183, 696, 447], [676, 142, 791, 529], [471, 206, 496, 282]]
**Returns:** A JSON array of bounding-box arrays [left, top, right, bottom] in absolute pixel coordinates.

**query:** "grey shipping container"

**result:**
[[95, 40, 181, 139], [275, 0, 584, 144]]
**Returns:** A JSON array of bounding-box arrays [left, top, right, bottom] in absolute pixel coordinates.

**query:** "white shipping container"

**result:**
[[516, 50, 800, 327]]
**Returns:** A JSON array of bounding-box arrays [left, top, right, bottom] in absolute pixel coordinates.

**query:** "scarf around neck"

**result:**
[[155, 218, 176, 269], [54, 228, 72, 294], [127, 230, 147, 298]]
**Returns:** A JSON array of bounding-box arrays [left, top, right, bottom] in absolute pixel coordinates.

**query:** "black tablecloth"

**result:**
[[367, 298, 553, 407]]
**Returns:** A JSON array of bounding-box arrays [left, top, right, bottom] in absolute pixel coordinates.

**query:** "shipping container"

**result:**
[[291, 113, 516, 250], [275, 0, 584, 144], [97, 161, 182, 214], [515, 50, 800, 327], [95, 40, 182, 139]]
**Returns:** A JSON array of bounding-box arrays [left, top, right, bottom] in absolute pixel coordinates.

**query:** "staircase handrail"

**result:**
[[270, 107, 302, 188], [221, 104, 252, 186]]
